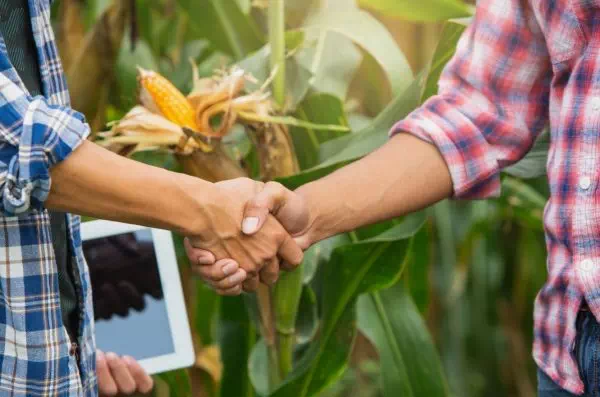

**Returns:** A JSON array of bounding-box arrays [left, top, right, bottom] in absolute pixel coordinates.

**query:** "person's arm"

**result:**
[[47, 140, 210, 235], [0, 73, 301, 287], [247, 0, 552, 246], [188, 0, 553, 292], [289, 134, 453, 246], [47, 141, 302, 287]]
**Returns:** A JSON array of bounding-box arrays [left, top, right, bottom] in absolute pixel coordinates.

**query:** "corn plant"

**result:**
[[53, 0, 552, 396]]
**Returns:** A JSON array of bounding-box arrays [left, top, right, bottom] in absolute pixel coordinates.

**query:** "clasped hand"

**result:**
[[184, 178, 312, 295]]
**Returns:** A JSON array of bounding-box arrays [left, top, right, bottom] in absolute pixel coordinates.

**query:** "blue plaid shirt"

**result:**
[[0, 0, 96, 395]]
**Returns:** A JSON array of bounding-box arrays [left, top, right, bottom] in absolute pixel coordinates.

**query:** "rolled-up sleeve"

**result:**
[[0, 73, 89, 215], [391, 0, 552, 199]]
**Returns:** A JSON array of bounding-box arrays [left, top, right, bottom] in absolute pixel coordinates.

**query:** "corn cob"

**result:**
[[137, 67, 198, 131]]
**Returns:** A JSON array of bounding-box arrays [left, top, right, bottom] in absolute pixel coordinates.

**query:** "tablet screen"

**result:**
[[83, 229, 175, 360]]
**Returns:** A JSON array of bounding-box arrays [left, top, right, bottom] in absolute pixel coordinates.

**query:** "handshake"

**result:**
[[174, 134, 452, 295], [183, 178, 317, 296]]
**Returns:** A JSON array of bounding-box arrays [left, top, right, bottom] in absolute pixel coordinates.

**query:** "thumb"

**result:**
[[242, 182, 288, 235], [293, 234, 312, 251]]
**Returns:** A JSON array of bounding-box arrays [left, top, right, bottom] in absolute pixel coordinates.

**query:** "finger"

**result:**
[[106, 352, 136, 395], [277, 233, 304, 268], [216, 284, 243, 296], [193, 259, 240, 282], [97, 351, 118, 397], [123, 356, 154, 394], [242, 275, 260, 293], [280, 259, 296, 272], [184, 238, 216, 265], [259, 257, 279, 285], [242, 182, 290, 235], [212, 269, 247, 290]]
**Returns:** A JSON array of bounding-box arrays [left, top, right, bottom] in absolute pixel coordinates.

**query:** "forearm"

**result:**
[[298, 134, 453, 244], [46, 140, 212, 236]]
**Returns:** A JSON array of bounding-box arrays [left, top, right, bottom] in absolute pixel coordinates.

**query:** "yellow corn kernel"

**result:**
[[137, 67, 197, 131]]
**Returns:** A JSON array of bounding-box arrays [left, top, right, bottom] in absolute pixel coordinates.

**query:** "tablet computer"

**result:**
[[81, 220, 195, 375]]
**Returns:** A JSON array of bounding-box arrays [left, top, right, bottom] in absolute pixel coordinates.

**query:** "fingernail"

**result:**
[[105, 352, 118, 362], [97, 351, 105, 362], [242, 217, 259, 234], [229, 271, 246, 284], [222, 261, 238, 276]]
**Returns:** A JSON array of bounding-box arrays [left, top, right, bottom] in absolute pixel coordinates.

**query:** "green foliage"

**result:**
[[358, 284, 449, 397], [280, 75, 424, 190], [218, 297, 256, 397], [421, 19, 468, 102], [358, 0, 474, 22], [271, 214, 427, 397], [176, 0, 263, 59], [290, 94, 349, 169], [64, 1, 551, 396], [302, 6, 413, 96]]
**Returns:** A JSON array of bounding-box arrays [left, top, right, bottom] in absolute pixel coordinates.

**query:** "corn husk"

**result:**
[[98, 106, 188, 155], [195, 345, 223, 383], [99, 66, 348, 158]]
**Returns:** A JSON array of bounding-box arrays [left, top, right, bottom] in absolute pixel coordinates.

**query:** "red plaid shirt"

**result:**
[[392, 0, 600, 394]]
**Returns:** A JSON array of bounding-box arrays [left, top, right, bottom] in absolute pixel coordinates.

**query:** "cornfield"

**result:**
[[53, 0, 550, 396]]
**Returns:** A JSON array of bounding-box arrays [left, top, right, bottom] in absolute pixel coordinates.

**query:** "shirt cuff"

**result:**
[[389, 96, 501, 200], [2, 98, 90, 215]]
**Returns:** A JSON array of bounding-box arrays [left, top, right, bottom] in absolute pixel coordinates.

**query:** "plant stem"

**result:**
[[268, 0, 286, 108], [256, 285, 281, 390], [273, 266, 304, 378]]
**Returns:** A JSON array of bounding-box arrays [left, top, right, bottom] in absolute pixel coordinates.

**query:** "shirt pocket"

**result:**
[[544, 0, 587, 65]]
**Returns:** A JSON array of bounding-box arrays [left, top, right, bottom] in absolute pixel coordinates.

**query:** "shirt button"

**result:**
[[580, 176, 592, 190], [581, 259, 594, 271], [592, 98, 600, 110]]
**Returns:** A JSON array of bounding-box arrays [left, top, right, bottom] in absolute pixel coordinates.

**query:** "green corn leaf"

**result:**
[[300, 9, 413, 97], [358, 284, 449, 397], [279, 74, 424, 189], [219, 296, 256, 397], [421, 19, 468, 103], [176, 0, 263, 60], [358, 0, 474, 22], [269, 213, 426, 397]]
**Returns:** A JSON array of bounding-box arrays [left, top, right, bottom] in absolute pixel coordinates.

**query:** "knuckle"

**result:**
[[210, 269, 225, 282], [192, 267, 207, 280], [220, 277, 236, 289], [245, 263, 259, 275], [266, 181, 284, 191]]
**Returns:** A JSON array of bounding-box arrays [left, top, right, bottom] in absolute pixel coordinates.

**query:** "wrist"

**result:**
[[295, 182, 331, 246], [168, 173, 218, 237]]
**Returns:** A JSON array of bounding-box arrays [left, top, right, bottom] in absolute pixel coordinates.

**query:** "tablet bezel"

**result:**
[[81, 220, 195, 374]]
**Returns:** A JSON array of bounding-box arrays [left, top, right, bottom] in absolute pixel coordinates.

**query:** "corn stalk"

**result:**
[[262, 0, 305, 384], [56, 0, 86, 72], [98, 0, 305, 385], [65, 0, 130, 135]]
